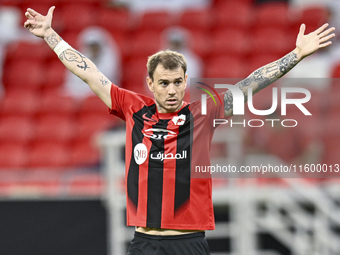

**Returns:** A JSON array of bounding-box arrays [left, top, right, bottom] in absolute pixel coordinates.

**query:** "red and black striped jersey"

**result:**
[[109, 84, 224, 230]]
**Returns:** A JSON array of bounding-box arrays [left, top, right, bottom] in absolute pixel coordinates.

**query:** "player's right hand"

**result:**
[[24, 6, 55, 39]]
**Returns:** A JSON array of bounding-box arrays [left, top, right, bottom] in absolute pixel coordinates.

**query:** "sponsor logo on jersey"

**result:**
[[171, 114, 186, 126], [134, 143, 148, 165], [151, 150, 187, 161], [143, 128, 176, 140], [142, 113, 157, 123]]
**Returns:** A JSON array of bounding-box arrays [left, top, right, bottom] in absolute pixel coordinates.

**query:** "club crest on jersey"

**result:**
[[134, 143, 148, 165], [171, 114, 186, 126], [143, 128, 176, 140]]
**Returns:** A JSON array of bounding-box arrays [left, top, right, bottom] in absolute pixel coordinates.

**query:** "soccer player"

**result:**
[[24, 6, 335, 255]]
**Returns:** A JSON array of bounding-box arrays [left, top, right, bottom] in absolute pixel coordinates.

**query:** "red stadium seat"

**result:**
[[179, 9, 213, 32], [130, 30, 161, 57], [5, 41, 50, 64], [204, 56, 248, 78], [210, 29, 250, 58], [3, 61, 45, 91], [0, 116, 36, 145], [250, 28, 294, 58], [189, 31, 211, 59], [296, 6, 329, 33], [0, 144, 29, 169], [75, 114, 115, 142], [78, 95, 109, 115], [60, 4, 98, 33], [122, 57, 151, 95], [70, 140, 101, 167], [42, 61, 67, 92], [137, 11, 173, 32], [39, 93, 78, 118], [28, 142, 71, 168], [331, 62, 340, 78], [0, 89, 41, 118], [254, 2, 291, 30], [68, 172, 104, 196], [35, 115, 77, 143], [97, 8, 131, 33], [213, 1, 253, 31]]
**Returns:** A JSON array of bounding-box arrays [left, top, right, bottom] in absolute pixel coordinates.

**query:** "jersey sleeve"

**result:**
[[108, 83, 155, 121]]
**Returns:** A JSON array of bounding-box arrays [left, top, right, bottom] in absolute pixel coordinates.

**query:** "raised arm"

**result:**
[[24, 6, 112, 108], [224, 23, 336, 117]]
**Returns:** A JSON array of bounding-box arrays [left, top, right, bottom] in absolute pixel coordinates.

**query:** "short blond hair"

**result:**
[[147, 50, 187, 81]]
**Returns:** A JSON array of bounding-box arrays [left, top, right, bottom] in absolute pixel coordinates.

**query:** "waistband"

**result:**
[[134, 231, 205, 241]]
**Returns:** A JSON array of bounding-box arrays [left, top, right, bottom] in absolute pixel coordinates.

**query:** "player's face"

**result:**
[[147, 64, 187, 113]]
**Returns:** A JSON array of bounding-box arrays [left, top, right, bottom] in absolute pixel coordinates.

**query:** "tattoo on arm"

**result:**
[[59, 49, 90, 71], [46, 33, 59, 47], [224, 51, 298, 114], [100, 76, 109, 86]]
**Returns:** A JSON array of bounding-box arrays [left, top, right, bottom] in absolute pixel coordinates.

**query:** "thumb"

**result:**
[[299, 23, 306, 36], [47, 6, 55, 18]]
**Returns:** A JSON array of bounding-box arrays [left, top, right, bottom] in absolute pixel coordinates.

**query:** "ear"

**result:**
[[147, 76, 154, 92], [184, 74, 188, 89]]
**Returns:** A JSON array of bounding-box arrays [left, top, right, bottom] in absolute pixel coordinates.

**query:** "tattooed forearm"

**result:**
[[59, 49, 90, 71], [46, 33, 59, 47], [100, 76, 109, 86], [224, 51, 299, 115], [256, 51, 298, 91]]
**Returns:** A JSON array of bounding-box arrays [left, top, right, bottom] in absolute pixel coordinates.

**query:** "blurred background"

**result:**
[[0, 0, 340, 254]]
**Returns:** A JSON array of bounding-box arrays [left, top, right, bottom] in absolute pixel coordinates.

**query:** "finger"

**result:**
[[318, 27, 336, 38], [24, 20, 36, 28], [319, 33, 336, 43], [25, 11, 34, 20], [299, 23, 306, 35], [47, 6, 55, 18], [27, 8, 40, 17], [319, 41, 332, 48], [315, 23, 329, 35]]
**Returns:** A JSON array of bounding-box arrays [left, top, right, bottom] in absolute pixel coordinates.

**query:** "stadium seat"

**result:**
[[137, 11, 173, 32], [204, 56, 247, 78], [0, 144, 29, 169], [75, 114, 116, 142], [178, 9, 213, 32], [35, 115, 77, 143], [78, 95, 109, 115], [213, 1, 253, 31], [130, 30, 162, 57], [60, 4, 98, 33], [68, 172, 104, 196], [3, 61, 45, 91], [39, 93, 78, 118], [296, 6, 329, 33], [0, 116, 36, 145], [0, 89, 41, 118], [70, 140, 101, 167], [97, 8, 131, 33], [210, 29, 250, 58], [42, 61, 67, 93], [5, 41, 50, 64], [189, 31, 211, 59], [331, 62, 340, 78], [28, 142, 71, 168], [254, 2, 290, 30], [122, 57, 151, 94], [250, 28, 294, 58]]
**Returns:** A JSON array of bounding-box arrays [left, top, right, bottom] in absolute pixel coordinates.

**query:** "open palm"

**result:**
[[24, 6, 55, 38], [296, 23, 335, 58]]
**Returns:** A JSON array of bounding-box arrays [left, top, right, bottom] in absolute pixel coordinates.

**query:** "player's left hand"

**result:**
[[296, 23, 335, 58]]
